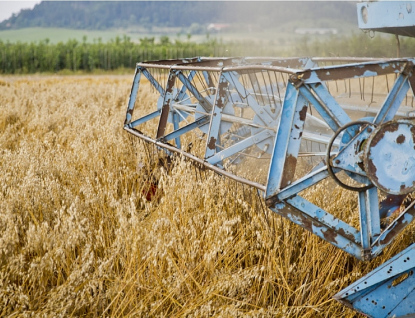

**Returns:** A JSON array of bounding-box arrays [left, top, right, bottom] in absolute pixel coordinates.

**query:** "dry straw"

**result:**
[[0, 75, 413, 317]]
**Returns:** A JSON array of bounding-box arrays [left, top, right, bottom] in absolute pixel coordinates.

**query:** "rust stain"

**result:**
[[207, 137, 216, 150], [366, 157, 378, 186], [337, 227, 358, 243], [379, 208, 415, 245], [396, 134, 406, 144], [216, 79, 228, 109], [270, 58, 308, 69], [274, 202, 358, 247], [322, 228, 339, 244], [367, 122, 397, 150], [300, 61, 409, 82], [299, 105, 308, 122], [279, 205, 313, 233], [280, 154, 297, 188], [166, 75, 176, 93], [409, 73, 415, 96], [266, 195, 279, 207]]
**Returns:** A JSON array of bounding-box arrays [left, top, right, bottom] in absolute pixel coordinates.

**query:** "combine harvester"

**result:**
[[124, 2, 415, 316]]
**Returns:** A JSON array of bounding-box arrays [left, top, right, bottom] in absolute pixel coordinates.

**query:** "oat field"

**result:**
[[0, 75, 414, 317]]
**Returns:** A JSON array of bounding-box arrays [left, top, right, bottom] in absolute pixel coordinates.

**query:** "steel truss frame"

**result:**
[[125, 56, 415, 262]]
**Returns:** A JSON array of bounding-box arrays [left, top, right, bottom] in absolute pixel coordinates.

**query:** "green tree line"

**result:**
[[0, 36, 232, 74], [1, 33, 414, 74]]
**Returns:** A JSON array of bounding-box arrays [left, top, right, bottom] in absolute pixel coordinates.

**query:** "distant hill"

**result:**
[[0, 1, 357, 31]]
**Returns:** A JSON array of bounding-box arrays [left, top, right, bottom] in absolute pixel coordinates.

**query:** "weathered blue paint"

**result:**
[[331, 125, 373, 177], [269, 200, 363, 259], [172, 112, 181, 148], [287, 196, 361, 244], [374, 73, 411, 125], [266, 82, 299, 198], [275, 166, 330, 201], [310, 83, 351, 128], [358, 188, 380, 258], [176, 70, 196, 101], [357, 1, 415, 37], [365, 119, 415, 195], [371, 201, 415, 256], [205, 72, 227, 159], [335, 243, 415, 318], [125, 68, 141, 125]]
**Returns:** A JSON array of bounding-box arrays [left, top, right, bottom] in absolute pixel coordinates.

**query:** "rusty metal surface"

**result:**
[[364, 119, 415, 195], [156, 72, 177, 138], [298, 59, 414, 83]]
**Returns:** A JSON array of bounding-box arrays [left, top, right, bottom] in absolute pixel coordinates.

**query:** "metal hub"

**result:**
[[364, 119, 415, 195]]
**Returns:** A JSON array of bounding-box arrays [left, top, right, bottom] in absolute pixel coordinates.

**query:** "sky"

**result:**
[[0, 1, 41, 23]]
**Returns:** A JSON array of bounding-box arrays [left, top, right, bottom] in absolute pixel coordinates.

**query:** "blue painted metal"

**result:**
[[365, 119, 415, 195], [334, 242, 415, 318], [205, 72, 227, 159], [357, 1, 415, 37], [172, 112, 181, 148], [374, 72, 411, 125], [358, 188, 381, 257], [125, 68, 141, 126], [266, 82, 300, 197], [269, 200, 363, 259]]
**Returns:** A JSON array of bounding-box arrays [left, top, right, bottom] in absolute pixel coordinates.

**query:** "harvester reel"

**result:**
[[125, 56, 415, 264]]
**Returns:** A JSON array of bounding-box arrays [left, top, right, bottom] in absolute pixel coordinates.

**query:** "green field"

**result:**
[[0, 27, 147, 43], [0, 20, 359, 45]]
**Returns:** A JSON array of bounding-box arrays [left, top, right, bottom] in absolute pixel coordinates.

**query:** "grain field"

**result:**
[[0, 75, 413, 317]]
